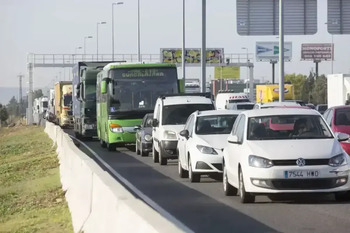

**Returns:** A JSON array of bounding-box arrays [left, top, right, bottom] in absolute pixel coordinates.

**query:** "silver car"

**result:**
[[135, 113, 153, 157]]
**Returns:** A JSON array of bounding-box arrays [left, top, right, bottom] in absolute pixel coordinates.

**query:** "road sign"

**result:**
[[214, 66, 240, 79], [327, 0, 350, 35], [237, 0, 317, 36], [160, 48, 224, 64], [301, 43, 334, 61], [256, 42, 292, 62]]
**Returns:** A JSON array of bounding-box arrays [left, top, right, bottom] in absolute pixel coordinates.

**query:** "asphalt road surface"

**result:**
[[64, 129, 350, 233]]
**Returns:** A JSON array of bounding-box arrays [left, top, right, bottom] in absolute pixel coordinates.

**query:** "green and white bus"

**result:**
[[96, 63, 179, 151]]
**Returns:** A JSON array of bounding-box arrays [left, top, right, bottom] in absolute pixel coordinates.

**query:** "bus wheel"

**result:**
[[107, 143, 116, 151]]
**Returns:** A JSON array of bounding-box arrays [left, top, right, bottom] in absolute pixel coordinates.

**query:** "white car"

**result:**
[[223, 108, 350, 203], [177, 110, 241, 182]]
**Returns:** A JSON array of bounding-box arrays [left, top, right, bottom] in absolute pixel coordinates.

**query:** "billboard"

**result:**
[[160, 48, 224, 64], [301, 43, 333, 61], [256, 42, 293, 62], [214, 67, 240, 79]]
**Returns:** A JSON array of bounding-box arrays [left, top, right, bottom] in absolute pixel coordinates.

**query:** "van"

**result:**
[[215, 91, 249, 110], [152, 93, 215, 165]]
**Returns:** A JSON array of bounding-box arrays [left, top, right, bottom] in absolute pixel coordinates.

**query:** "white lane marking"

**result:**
[[70, 136, 194, 233]]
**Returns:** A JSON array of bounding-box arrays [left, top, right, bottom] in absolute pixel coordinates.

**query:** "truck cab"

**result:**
[[215, 91, 250, 110]]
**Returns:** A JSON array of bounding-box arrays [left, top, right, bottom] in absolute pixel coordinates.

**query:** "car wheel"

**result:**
[[335, 191, 350, 202], [223, 163, 237, 196], [178, 158, 188, 178], [239, 168, 255, 203], [152, 145, 159, 163], [107, 142, 117, 151], [100, 138, 106, 148], [158, 145, 167, 165], [136, 141, 140, 155], [188, 158, 200, 183]]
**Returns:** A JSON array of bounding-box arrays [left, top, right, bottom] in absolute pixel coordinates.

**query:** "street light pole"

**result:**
[[182, 0, 186, 91], [97, 21, 107, 61], [278, 0, 285, 102], [84, 36, 93, 60], [201, 0, 206, 93], [112, 2, 124, 61], [137, 0, 141, 62]]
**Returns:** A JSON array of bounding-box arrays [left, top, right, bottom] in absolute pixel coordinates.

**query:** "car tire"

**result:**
[[188, 158, 200, 183], [100, 138, 106, 148], [136, 141, 140, 155], [239, 168, 255, 203], [152, 145, 159, 163], [159, 145, 167, 165], [107, 142, 117, 151], [141, 148, 148, 157], [178, 159, 188, 178], [223, 163, 237, 196], [334, 191, 350, 202]]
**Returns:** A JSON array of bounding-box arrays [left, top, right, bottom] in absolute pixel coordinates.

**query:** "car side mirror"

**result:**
[[227, 135, 239, 144], [179, 129, 189, 139], [336, 132, 349, 142], [152, 119, 159, 127]]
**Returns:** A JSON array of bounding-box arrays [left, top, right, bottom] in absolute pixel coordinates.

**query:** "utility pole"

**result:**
[[18, 74, 24, 116]]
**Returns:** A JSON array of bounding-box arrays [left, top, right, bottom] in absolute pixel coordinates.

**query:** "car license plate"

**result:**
[[284, 170, 319, 178]]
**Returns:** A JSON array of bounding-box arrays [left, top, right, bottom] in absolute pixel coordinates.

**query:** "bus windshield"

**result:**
[[110, 67, 178, 113]]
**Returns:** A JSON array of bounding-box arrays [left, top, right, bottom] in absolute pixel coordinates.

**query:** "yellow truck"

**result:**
[[54, 81, 73, 127], [256, 84, 295, 103]]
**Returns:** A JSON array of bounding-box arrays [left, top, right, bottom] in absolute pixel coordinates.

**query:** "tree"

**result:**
[[284, 73, 307, 100], [301, 71, 315, 103], [33, 89, 43, 99], [0, 107, 9, 124], [6, 96, 19, 116], [311, 75, 327, 105]]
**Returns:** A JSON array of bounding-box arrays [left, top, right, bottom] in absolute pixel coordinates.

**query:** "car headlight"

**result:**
[[163, 130, 177, 140], [110, 123, 123, 133], [196, 145, 218, 155], [144, 134, 152, 142], [248, 155, 273, 168], [329, 153, 348, 167]]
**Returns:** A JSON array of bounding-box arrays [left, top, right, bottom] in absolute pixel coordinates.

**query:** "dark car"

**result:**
[[135, 113, 154, 157], [316, 104, 328, 114]]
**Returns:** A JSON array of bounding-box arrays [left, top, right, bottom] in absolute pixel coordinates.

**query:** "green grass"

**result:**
[[0, 125, 73, 233]]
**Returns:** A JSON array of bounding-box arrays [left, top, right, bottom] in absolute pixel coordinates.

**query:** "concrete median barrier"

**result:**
[[44, 122, 183, 233]]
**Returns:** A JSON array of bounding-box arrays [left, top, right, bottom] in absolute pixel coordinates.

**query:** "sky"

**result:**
[[1, 0, 350, 102]]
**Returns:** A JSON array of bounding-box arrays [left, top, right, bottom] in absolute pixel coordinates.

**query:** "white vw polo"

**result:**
[[177, 110, 240, 182], [223, 108, 350, 203]]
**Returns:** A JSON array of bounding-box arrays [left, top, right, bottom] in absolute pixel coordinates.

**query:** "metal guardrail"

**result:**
[[27, 53, 254, 66]]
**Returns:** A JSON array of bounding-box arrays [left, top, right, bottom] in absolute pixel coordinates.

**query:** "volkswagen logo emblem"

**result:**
[[296, 158, 306, 167]]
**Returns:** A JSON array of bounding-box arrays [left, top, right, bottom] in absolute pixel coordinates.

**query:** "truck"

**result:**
[[33, 98, 40, 125], [96, 63, 179, 151], [256, 84, 295, 103], [39, 96, 48, 115], [72, 62, 112, 139], [215, 91, 250, 110], [45, 89, 56, 122], [327, 74, 350, 108], [54, 81, 73, 127]]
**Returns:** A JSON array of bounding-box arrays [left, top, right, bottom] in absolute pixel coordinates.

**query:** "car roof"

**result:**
[[331, 105, 350, 110], [242, 108, 321, 117], [162, 95, 213, 105], [262, 102, 300, 107], [196, 110, 242, 116]]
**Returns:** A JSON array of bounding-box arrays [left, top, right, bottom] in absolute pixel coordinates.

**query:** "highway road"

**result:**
[[65, 129, 350, 233]]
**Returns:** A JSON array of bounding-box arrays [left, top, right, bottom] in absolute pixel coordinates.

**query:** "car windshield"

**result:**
[[63, 95, 72, 107], [143, 114, 154, 127], [335, 109, 350, 126], [110, 67, 178, 112], [162, 104, 214, 125], [42, 101, 48, 108], [247, 115, 333, 140], [196, 114, 238, 135]]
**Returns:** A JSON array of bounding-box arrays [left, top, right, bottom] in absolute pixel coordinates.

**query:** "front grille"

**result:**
[[272, 159, 329, 166], [212, 163, 223, 171], [196, 162, 212, 170], [271, 177, 347, 190]]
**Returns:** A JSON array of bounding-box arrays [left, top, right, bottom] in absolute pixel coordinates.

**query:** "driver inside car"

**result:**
[[292, 118, 309, 136]]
